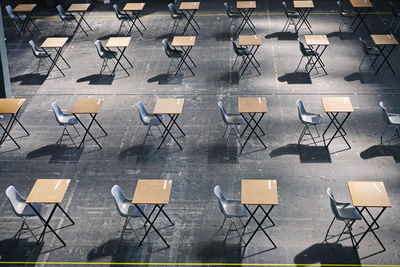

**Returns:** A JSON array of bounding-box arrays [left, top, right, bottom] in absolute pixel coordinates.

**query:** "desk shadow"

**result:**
[[26, 144, 82, 163], [265, 31, 297, 40], [360, 144, 400, 162], [270, 144, 331, 163], [278, 72, 312, 84], [326, 31, 354, 40], [0, 238, 43, 263], [220, 71, 240, 85], [344, 71, 382, 84], [147, 74, 183, 85], [77, 74, 114, 85], [119, 144, 159, 160], [294, 243, 360, 266], [215, 31, 232, 42], [195, 241, 243, 263], [11, 73, 47, 86], [207, 144, 239, 164]]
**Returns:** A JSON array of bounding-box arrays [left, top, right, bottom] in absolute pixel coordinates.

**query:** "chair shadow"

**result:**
[[326, 31, 354, 40], [344, 71, 382, 84], [215, 31, 232, 42], [119, 144, 159, 160], [77, 74, 114, 85], [278, 72, 312, 84], [270, 144, 331, 163], [220, 71, 240, 85], [10, 73, 47, 86], [207, 143, 239, 164], [265, 31, 298, 41], [360, 144, 400, 162], [147, 73, 183, 85], [195, 241, 243, 263], [294, 243, 361, 266], [0, 238, 43, 262], [26, 144, 83, 163]]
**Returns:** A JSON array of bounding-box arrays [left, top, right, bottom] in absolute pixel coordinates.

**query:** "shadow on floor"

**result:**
[[207, 143, 239, 164], [360, 144, 400, 162], [294, 243, 360, 266], [265, 31, 298, 41], [77, 74, 114, 85], [215, 31, 232, 42], [220, 71, 240, 84], [270, 144, 331, 163], [326, 31, 355, 40], [11, 73, 47, 86], [26, 144, 82, 163], [0, 238, 43, 263], [195, 241, 243, 263], [147, 73, 183, 85], [278, 72, 312, 84]]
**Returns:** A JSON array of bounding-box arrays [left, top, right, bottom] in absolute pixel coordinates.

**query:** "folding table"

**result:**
[[238, 35, 261, 77], [132, 179, 174, 247], [370, 34, 398, 75], [0, 98, 29, 149], [321, 97, 354, 149], [236, 1, 256, 35], [348, 181, 391, 251], [179, 2, 200, 35], [26, 179, 74, 247], [123, 3, 146, 36], [304, 35, 329, 76], [349, 0, 372, 34], [171, 36, 196, 76], [105, 37, 133, 76], [238, 97, 267, 153], [40, 37, 70, 77], [67, 3, 92, 36], [13, 4, 39, 36], [293, 0, 314, 34], [241, 180, 278, 248], [71, 98, 107, 149], [153, 98, 185, 150]]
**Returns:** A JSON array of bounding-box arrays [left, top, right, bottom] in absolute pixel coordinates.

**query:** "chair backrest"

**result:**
[[168, 3, 178, 18], [51, 101, 66, 124], [214, 185, 228, 215], [298, 39, 308, 56], [296, 99, 307, 122], [29, 40, 42, 58], [5, 186, 26, 216], [174, 0, 180, 8], [224, 2, 232, 16], [359, 37, 369, 55], [327, 188, 340, 219], [5, 5, 17, 20], [231, 38, 241, 55], [217, 101, 229, 124], [337, 1, 344, 13], [113, 4, 123, 19], [282, 1, 290, 16], [162, 39, 176, 57], [136, 101, 150, 124], [56, 5, 67, 20], [111, 185, 128, 216], [380, 101, 392, 125], [95, 40, 105, 58]]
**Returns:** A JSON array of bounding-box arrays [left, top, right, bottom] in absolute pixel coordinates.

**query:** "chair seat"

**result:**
[[172, 13, 183, 19], [225, 113, 245, 125], [62, 14, 75, 21], [336, 203, 362, 221], [301, 113, 322, 125], [0, 115, 3, 120], [228, 11, 241, 18], [388, 113, 400, 125], [102, 50, 118, 59], [142, 114, 165, 125], [304, 48, 319, 56], [236, 48, 251, 56], [367, 47, 380, 56], [15, 14, 27, 21], [341, 11, 354, 17], [16, 203, 47, 217], [224, 200, 249, 218], [168, 50, 184, 58], [118, 14, 131, 21], [58, 114, 78, 125], [287, 12, 300, 18], [36, 51, 50, 58], [120, 202, 147, 217]]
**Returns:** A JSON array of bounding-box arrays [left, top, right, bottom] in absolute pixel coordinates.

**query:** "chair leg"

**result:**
[[380, 125, 388, 145], [222, 125, 228, 138], [335, 222, 348, 245], [219, 217, 227, 229], [120, 217, 130, 239], [295, 55, 304, 72], [298, 124, 308, 144], [314, 125, 320, 138], [306, 125, 317, 146], [324, 217, 335, 242]]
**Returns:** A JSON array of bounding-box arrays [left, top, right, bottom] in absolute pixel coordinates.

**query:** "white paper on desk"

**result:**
[[372, 182, 381, 192], [54, 180, 61, 190], [163, 180, 167, 190]]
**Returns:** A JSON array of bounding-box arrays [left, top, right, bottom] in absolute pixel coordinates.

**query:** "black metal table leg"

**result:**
[[295, 8, 313, 34], [136, 204, 170, 247], [125, 10, 144, 36], [240, 112, 265, 137], [240, 113, 267, 153], [243, 205, 276, 248], [0, 116, 20, 149], [306, 44, 328, 75], [237, 8, 255, 35], [355, 207, 386, 251], [239, 45, 260, 77], [322, 112, 351, 148], [182, 10, 199, 35], [176, 46, 194, 75], [43, 47, 65, 77], [108, 46, 130, 76], [374, 45, 396, 75], [156, 114, 183, 150], [73, 113, 103, 149], [351, 7, 371, 34]]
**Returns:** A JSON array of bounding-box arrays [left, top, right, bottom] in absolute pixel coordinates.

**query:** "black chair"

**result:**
[[337, 1, 354, 32], [282, 1, 299, 32], [168, 3, 183, 33], [95, 40, 118, 74], [224, 2, 241, 28], [358, 37, 380, 71], [113, 4, 131, 34], [56, 5, 75, 34], [162, 39, 184, 73], [295, 38, 320, 73]]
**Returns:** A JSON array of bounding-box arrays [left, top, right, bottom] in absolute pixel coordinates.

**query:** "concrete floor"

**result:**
[[0, 0, 400, 265]]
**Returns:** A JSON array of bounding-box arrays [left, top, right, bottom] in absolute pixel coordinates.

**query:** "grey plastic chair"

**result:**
[[168, 3, 183, 33], [51, 102, 79, 148], [29, 40, 51, 73], [296, 99, 322, 146], [113, 4, 131, 34], [6, 185, 47, 242], [162, 39, 185, 73], [230, 38, 260, 70], [214, 185, 249, 244], [359, 37, 380, 71], [282, 1, 299, 32], [95, 40, 117, 74], [224, 2, 241, 28], [389, 2, 400, 33], [218, 101, 244, 146], [325, 188, 361, 248], [136, 101, 164, 145], [296, 38, 320, 73], [5, 5, 27, 34], [111, 185, 147, 240], [56, 5, 75, 33], [379, 101, 400, 145], [337, 1, 353, 32]]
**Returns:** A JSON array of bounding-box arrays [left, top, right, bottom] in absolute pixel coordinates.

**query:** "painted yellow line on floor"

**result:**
[[0, 262, 399, 266]]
